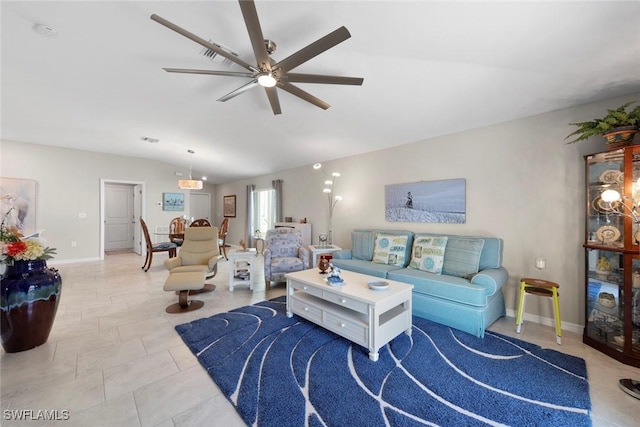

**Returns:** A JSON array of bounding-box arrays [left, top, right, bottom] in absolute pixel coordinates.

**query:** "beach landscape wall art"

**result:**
[[385, 178, 466, 223]]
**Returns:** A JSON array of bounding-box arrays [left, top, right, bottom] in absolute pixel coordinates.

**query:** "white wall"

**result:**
[[215, 93, 640, 329], [3, 94, 638, 328], [0, 142, 215, 261]]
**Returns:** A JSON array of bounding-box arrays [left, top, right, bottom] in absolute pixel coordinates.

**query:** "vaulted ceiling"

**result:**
[[2, 1, 640, 183]]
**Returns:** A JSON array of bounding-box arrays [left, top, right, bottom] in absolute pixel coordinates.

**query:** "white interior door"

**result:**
[[133, 184, 142, 255], [105, 184, 134, 251], [191, 193, 211, 221]]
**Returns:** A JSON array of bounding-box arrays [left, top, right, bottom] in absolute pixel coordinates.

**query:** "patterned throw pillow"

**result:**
[[371, 233, 409, 266], [409, 235, 448, 274]]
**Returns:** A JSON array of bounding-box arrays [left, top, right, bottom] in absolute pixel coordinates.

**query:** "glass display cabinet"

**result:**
[[584, 147, 640, 367]]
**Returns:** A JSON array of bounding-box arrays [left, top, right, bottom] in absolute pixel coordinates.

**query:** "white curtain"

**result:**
[[245, 184, 255, 245], [272, 179, 283, 223]]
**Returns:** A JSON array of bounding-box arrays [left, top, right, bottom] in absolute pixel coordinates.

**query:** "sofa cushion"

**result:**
[[442, 237, 485, 278], [372, 233, 409, 266], [270, 257, 304, 274], [351, 230, 375, 261], [388, 268, 488, 307], [330, 258, 402, 278], [409, 235, 448, 274]]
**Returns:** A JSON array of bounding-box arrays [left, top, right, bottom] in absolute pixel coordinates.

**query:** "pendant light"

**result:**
[[178, 149, 203, 190]]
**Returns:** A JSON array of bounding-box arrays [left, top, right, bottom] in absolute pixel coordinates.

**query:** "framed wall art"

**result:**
[[163, 192, 184, 211], [0, 177, 37, 235], [385, 178, 466, 223], [223, 195, 236, 218]]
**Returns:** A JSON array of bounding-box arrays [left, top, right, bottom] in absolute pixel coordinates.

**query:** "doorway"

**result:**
[[190, 192, 211, 222], [104, 184, 135, 252], [100, 179, 145, 259]]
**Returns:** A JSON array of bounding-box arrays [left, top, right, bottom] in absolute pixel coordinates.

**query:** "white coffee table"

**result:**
[[285, 269, 413, 361], [228, 249, 256, 291]]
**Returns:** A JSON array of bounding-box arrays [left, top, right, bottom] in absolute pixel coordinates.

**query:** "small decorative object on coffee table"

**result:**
[[318, 257, 330, 274], [325, 264, 344, 286]]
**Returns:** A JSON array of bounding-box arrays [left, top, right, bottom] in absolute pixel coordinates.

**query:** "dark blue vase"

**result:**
[[1, 260, 62, 353]]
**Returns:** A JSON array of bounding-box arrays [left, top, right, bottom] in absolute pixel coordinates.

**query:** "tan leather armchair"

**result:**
[[164, 227, 223, 279]]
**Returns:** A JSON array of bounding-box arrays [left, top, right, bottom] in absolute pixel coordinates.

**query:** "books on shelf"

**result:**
[[234, 269, 250, 280]]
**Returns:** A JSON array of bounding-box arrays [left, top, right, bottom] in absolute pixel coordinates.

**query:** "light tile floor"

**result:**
[[1, 252, 639, 426]]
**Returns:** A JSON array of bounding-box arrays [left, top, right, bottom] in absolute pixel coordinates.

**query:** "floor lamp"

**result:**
[[601, 189, 640, 400]]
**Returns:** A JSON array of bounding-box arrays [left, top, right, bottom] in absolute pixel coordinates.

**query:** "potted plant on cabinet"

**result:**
[[565, 101, 640, 149]]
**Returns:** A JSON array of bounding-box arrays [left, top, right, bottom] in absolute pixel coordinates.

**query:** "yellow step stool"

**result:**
[[516, 278, 561, 345]]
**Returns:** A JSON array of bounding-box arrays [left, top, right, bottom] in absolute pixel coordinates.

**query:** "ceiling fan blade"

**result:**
[[150, 14, 256, 72], [275, 26, 351, 73], [163, 68, 255, 78], [217, 79, 260, 102], [264, 86, 282, 115], [278, 82, 330, 110], [238, 0, 271, 71], [285, 73, 363, 86]]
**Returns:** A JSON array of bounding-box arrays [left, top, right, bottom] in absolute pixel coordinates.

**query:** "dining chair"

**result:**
[[218, 217, 230, 260], [169, 216, 187, 246], [140, 217, 177, 272], [190, 218, 212, 227]]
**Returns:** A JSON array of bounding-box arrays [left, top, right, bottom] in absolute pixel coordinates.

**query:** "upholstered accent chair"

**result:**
[[263, 228, 310, 289]]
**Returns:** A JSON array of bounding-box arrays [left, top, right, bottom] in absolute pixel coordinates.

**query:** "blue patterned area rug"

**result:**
[[175, 297, 591, 427]]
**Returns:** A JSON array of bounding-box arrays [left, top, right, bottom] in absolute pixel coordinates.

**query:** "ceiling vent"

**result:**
[[200, 40, 240, 66]]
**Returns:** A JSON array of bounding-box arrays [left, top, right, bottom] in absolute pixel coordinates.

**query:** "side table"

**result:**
[[228, 249, 257, 292], [308, 244, 342, 268]]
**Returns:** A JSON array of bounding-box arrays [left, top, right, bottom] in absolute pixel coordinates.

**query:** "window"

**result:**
[[253, 188, 275, 236]]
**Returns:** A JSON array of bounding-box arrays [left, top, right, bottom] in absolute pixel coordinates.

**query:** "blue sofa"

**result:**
[[331, 229, 507, 337]]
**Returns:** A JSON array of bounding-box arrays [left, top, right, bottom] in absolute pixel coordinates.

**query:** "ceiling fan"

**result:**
[[150, 0, 364, 115]]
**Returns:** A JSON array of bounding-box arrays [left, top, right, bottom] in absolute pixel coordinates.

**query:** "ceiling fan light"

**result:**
[[257, 73, 277, 87]]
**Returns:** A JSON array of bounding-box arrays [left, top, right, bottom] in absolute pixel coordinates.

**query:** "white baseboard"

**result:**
[[48, 257, 102, 266], [505, 308, 583, 334]]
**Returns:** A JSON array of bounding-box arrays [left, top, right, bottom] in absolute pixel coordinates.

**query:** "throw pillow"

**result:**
[[442, 237, 485, 278], [409, 235, 448, 274], [371, 233, 409, 266], [352, 231, 375, 261]]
